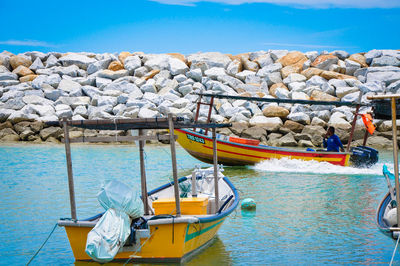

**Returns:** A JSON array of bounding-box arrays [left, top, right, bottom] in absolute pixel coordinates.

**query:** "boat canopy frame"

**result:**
[[46, 115, 231, 220]]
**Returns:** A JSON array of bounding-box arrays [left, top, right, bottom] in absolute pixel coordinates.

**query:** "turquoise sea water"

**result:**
[[0, 143, 399, 265]]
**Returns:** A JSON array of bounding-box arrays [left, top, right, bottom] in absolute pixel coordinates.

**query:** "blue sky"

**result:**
[[0, 0, 399, 55]]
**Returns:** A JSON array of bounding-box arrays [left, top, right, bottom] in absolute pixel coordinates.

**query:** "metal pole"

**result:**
[[346, 91, 363, 152], [62, 117, 77, 220], [138, 129, 149, 215], [212, 128, 219, 212], [391, 98, 400, 227], [168, 114, 181, 217], [191, 171, 197, 198]]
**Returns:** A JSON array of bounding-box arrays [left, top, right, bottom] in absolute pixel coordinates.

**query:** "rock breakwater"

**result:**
[[0, 49, 399, 149]]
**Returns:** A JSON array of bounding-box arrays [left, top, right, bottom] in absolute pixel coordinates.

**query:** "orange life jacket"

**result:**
[[361, 113, 375, 135]]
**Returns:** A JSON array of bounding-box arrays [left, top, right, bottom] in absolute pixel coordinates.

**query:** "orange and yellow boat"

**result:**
[[175, 128, 351, 166]]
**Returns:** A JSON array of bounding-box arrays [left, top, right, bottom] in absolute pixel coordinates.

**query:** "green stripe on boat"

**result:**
[[184, 219, 225, 242]]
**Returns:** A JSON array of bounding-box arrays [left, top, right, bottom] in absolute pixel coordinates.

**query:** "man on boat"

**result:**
[[323, 126, 344, 152]]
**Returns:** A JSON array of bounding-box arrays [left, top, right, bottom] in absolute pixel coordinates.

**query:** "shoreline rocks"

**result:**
[[1, 49, 399, 150]]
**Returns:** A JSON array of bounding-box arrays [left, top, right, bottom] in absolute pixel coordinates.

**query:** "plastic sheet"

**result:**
[[85, 209, 131, 263], [85, 180, 144, 262]]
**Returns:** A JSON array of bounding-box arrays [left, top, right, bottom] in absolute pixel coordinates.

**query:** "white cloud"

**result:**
[[262, 42, 353, 49], [0, 40, 55, 47], [149, 0, 400, 8]]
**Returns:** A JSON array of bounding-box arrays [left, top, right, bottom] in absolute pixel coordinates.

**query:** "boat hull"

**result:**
[[59, 175, 239, 263], [62, 217, 226, 262], [175, 129, 351, 166]]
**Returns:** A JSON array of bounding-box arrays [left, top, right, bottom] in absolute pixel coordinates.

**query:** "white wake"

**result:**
[[253, 157, 394, 176]]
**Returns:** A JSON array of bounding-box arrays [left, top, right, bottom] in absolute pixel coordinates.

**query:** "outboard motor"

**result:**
[[350, 146, 379, 167]]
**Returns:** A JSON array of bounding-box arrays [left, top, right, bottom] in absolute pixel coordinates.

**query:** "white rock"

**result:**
[[269, 50, 288, 61], [344, 59, 361, 76], [1, 90, 24, 102], [341, 91, 361, 102], [141, 80, 157, 93], [87, 58, 113, 75], [328, 112, 351, 129], [97, 96, 118, 107], [138, 107, 158, 118], [22, 95, 52, 105], [29, 57, 44, 71], [287, 112, 310, 124], [168, 58, 188, 76], [0, 108, 13, 122], [257, 63, 282, 77], [236, 70, 257, 82], [187, 52, 231, 70], [124, 55, 142, 73], [288, 82, 306, 92], [142, 92, 162, 105], [97, 69, 128, 80], [283, 73, 306, 84], [96, 77, 112, 88], [264, 72, 282, 86], [291, 91, 309, 100], [59, 53, 96, 70], [205, 67, 226, 79], [275, 87, 290, 99], [186, 68, 202, 82], [58, 79, 81, 94], [335, 86, 359, 98], [305, 51, 318, 62], [45, 54, 59, 68], [56, 96, 90, 108], [73, 105, 88, 118], [250, 116, 283, 131]]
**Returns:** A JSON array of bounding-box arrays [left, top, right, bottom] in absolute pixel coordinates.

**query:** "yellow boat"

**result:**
[[50, 116, 238, 263], [58, 168, 239, 263]]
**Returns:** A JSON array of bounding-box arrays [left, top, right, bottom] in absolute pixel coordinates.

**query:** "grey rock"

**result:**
[[257, 63, 282, 77], [134, 66, 149, 78], [87, 58, 113, 75], [1, 90, 24, 102], [305, 51, 319, 62], [44, 88, 66, 101], [287, 112, 310, 125], [55, 65, 80, 77], [344, 59, 361, 76], [255, 53, 274, 68], [0, 80, 19, 86], [3, 98, 25, 110], [387, 80, 400, 93], [0, 109, 13, 122], [277, 132, 297, 147], [288, 82, 306, 92], [141, 80, 157, 93], [332, 50, 350, 60], [365, 49, 383, 65], [313, 56, 338, 70], [97, 96, 118, 107], [31, 104, 55, 117], [269, 50, 288, 61], [264, 72, 282, 86], [341, 91, 360, 102], [371, 56, 400, 67], [29, 57, 44, 71], [82, 85, 102, 98], [186, 68, 202, 82], [245, 75, 261, 84], [336, 86, 359, 98], [177, 84, 193, 96], [284, 73, 306, 84], [0, 72, 18, 81], [22, 95, 52, 105], [45, 54, 59, 68]]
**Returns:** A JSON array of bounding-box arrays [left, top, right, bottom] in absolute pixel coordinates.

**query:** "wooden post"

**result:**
[[168, 114, 181, 217], [212, 128, 219, 212], [362, 130, 369, 146], [391, 98, 400, 227], [204, 96, 214, 136], [138, 129, 149, 215], [62, 118, 77, 220]]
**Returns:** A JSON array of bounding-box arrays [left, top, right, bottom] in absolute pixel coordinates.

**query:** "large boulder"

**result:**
[[187, 52, 231, 70], [10, 55, 32, 70], [262, 105, 289, 118], [241, 126, 267, 140], [277, 132, 297, 147], [59, 53, 96, 70], [282, 120, 304, 133], [311, 55, 338, 70], [249, 116, 282, 132]]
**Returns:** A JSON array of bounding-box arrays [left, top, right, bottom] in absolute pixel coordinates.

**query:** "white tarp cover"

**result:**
[[85, 180, 144, 263]]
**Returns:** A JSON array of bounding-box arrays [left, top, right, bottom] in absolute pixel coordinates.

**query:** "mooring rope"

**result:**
[[26, 223, 58, 265], [390, 234, 400, 266]]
